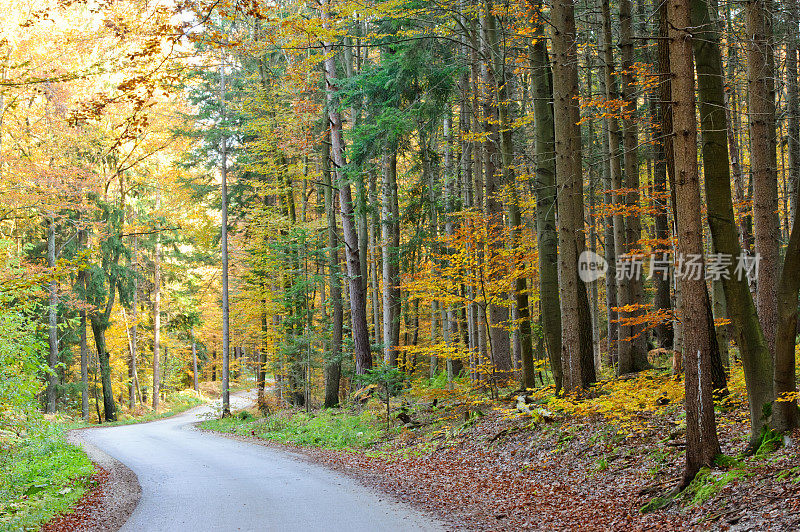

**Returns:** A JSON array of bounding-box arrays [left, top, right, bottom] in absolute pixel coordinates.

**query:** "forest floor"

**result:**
[[203, 370, 800, 531]]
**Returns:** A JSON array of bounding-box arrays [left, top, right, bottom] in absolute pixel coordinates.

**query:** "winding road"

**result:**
[[78, 393, 442, 532]]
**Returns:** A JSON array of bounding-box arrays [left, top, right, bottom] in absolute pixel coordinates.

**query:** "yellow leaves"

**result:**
[[461, 131, 491, 143], [401, 342, 465, 362], [532, 371, 685, 434], [776, 391, 800, 403]]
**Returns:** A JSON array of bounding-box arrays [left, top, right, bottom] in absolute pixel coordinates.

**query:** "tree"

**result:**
[[219, 53, 232, 417], [746, 0, 780, 354], [320, 1, 372, 375], [668, 0, 721, 485], [529, 0, 562, 391], [551, 0, 596, 391], [322, 129, 344, 408], [690, 0, 773, 445], [153, 183, 162, 411]]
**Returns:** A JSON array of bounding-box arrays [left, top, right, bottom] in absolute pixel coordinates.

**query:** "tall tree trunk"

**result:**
[[500, 73, 534, 387], [128, 235, 138, 409], [191, 326, 199, 393], [153, 184, 162, 411], [80, 309, 89, 419], [382, 150, 401, 366], [619, 0, 649, 371], [529, 2, 563, 390], [46, 216, 58, 413], [774, 200, 800, 431], [650, 39, 673, 351], [657, 0, 684, 359], [422, 130, 440, 376], [688, 0, 733, 394], [321, 4, 372, 375], [775, 0, 800, 428], [323, 128, 343, 407], [585, 51, 601, 372], [788, 0, 800, 231], [600, 0, 632, 375], [692, 0, 773, 444], [369, 170, 381, 345], [459, 19, 479, 375], [78, 228, 89, 420], [443, 113, 463, 380], [79, 229, 89, 419], [552, 0, 596, 391], [747, 0, 780, 353], [481, 1, 512, 376], [91, 311, 117, 422], [592, 15, 620, 363], [668, 0, 721, 486], [219, 55, 231, 417]]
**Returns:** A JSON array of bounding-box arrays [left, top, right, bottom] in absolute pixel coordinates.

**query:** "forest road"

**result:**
[[78, 392, 443, 532]]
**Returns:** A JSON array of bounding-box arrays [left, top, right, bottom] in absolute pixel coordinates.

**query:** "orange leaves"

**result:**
[[611, 304, 672, 342]]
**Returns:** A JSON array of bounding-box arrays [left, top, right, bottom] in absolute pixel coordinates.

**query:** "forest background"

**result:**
[[1, 0, 800, 523]]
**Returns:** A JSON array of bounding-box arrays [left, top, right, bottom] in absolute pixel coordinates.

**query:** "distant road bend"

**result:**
[[79, 393, 442, 532]]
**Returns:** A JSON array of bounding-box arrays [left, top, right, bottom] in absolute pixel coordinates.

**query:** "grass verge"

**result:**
[[0, 421, 94, 532], [199, 408, 382, 449]]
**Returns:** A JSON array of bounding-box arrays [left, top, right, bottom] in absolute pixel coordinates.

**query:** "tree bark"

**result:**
[[47, 216, 58, 414], [529, 2, 563, 390], [382, 150, 401, 367], [481, 1, 512, 376], [321, 3, 372, 375], [500, 75, 534, 387], [153, 183, 162, 411], [191, 326, 199, 393], [323, 128, 343, 407], [369, 170, 382, 346], [592, 13, 620, 363], [668, 0, 721, 485], [775, 0, 800, 427], [774, 205, 800, 431], [552, 0, 596, 391], [129, 235, 138, 409], [746, 0, 780, 354], [219, 55, 231, 417], [692, 0, 773, 444], [788, 0, 800, 232], [599, 0, 633, 375], [619, 0, 649, 371], [91, 310, 117, 422]]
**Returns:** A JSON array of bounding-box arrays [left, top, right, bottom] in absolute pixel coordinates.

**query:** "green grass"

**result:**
[[200, 409, 382, 449], [0, 422, 95, 531], [641, 455, 749, 513], [684, 463, 750, 506], [0, 390, 206, 531]]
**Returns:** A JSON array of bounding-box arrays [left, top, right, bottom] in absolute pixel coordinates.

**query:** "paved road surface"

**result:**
[[79, 393, 442, 532]]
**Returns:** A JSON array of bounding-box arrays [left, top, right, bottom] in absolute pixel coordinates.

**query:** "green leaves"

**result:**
[[23, 484, 49, 497]]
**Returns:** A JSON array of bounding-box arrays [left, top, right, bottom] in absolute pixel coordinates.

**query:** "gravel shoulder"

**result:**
[[42, 432, 141, 532]]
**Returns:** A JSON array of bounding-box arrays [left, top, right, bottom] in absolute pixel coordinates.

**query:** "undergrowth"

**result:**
[[199, 408, 383, 449], [0, 420, 94, 531]]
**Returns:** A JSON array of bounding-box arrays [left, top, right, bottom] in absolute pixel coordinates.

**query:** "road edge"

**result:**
[[60, 430, 142, 531], [194, 425, 452, 531]]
